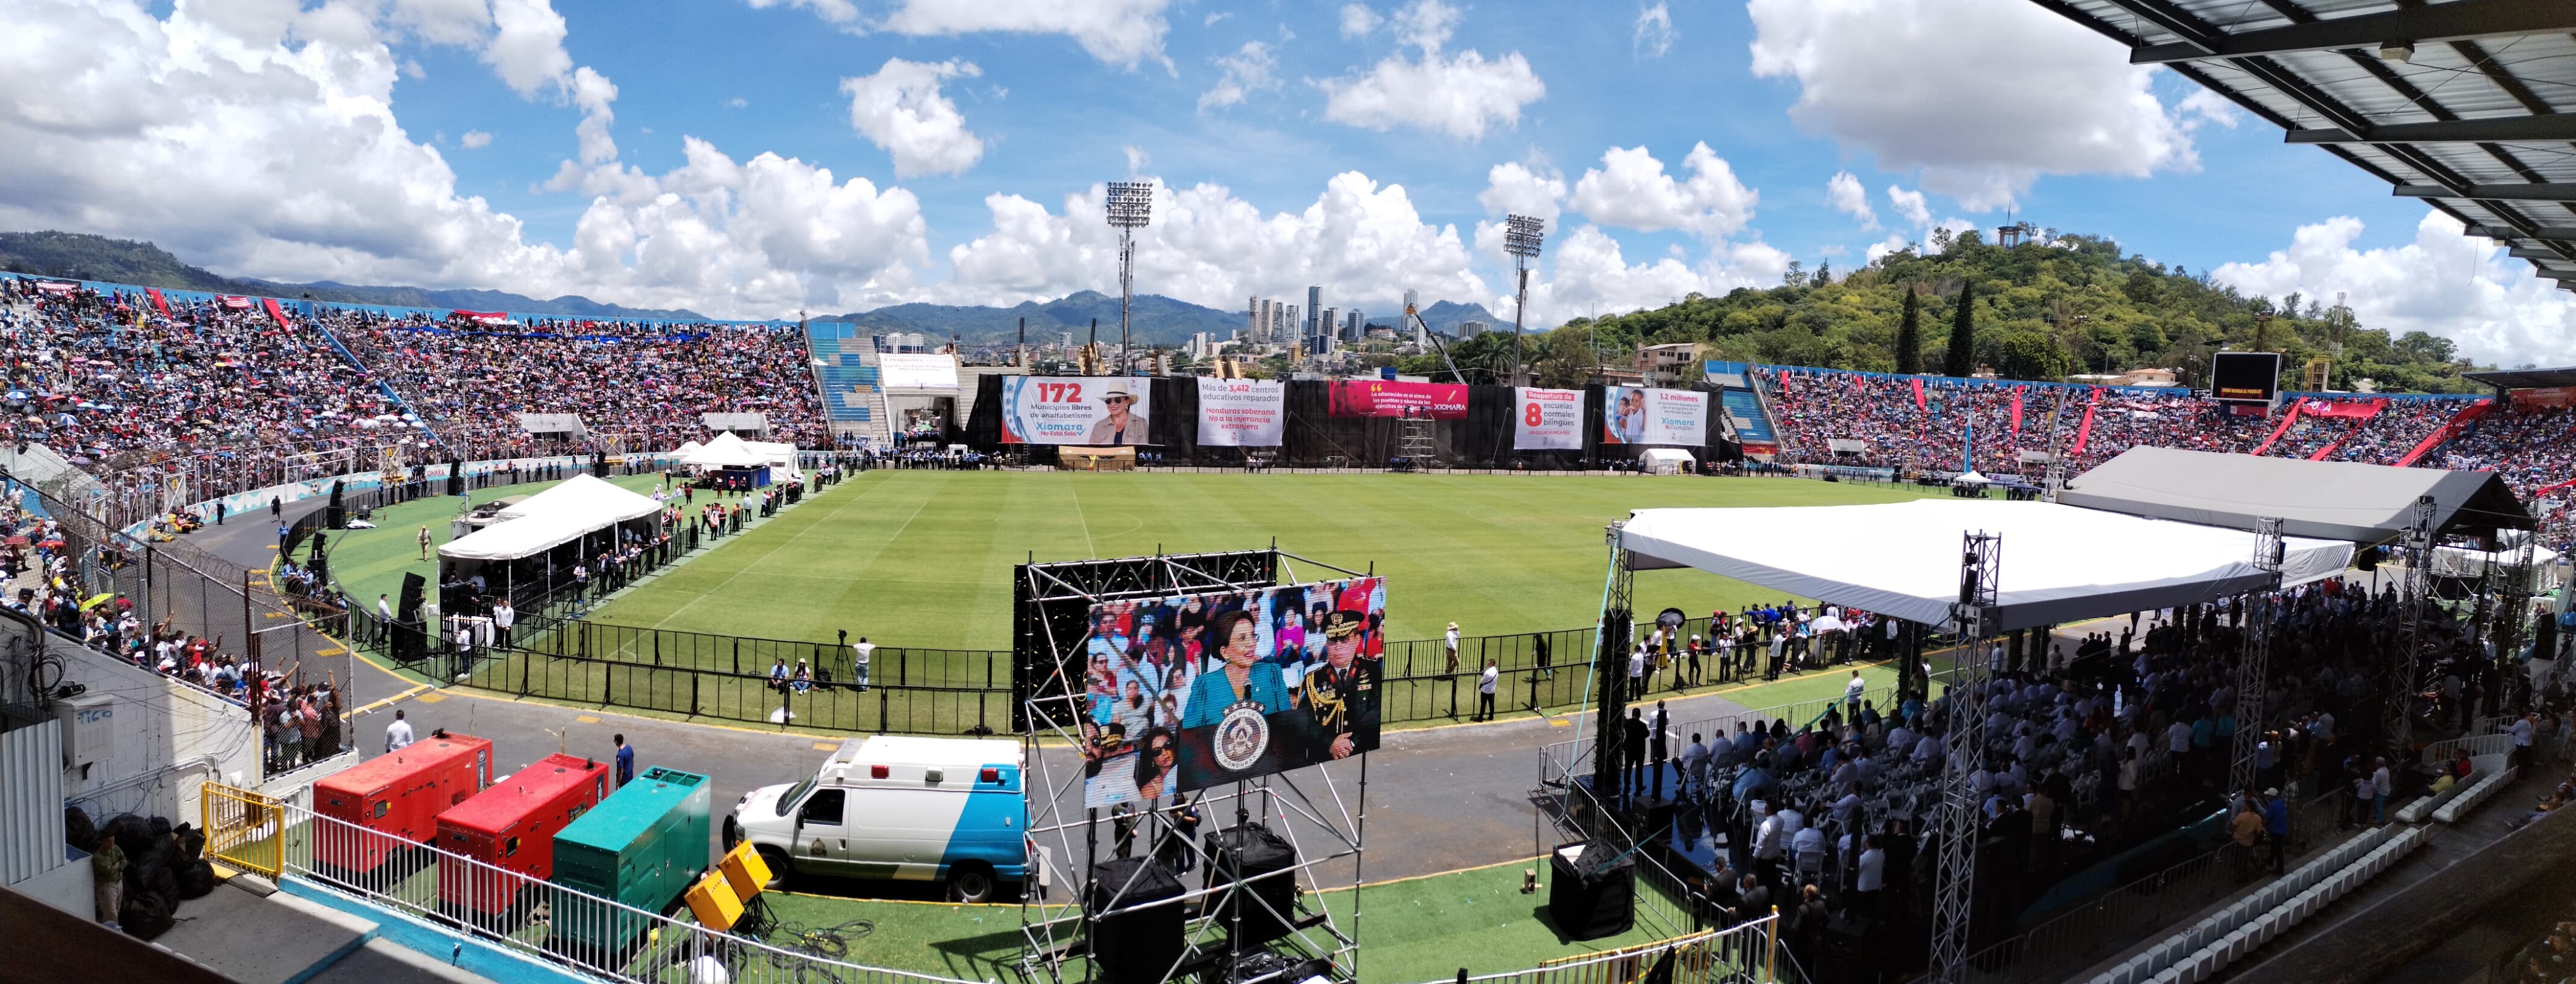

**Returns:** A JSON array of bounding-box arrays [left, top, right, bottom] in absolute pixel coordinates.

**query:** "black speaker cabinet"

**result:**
[[1546, 842, 1634, 941], [1087, 856, 1185, 984], [1206, 824, 1299, 945]]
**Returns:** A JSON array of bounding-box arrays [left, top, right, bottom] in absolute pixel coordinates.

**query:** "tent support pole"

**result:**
[[2384, 495, 2438, 754]]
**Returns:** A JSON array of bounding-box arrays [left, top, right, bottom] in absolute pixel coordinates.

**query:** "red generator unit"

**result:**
[[313, 731, 494, 875], [436, 754, 611, 920]]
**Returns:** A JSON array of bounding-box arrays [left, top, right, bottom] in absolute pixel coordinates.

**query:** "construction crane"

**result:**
[[1406, 302, 1470, 383]]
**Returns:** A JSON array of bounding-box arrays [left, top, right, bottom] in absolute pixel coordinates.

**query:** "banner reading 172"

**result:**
[[999, 376, 1156, 445]]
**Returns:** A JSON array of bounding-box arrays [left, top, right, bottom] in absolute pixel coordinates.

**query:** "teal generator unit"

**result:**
[[549, 767, 713, 958]]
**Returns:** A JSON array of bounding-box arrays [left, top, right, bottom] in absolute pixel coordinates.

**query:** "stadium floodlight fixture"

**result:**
[[1105, 181, 1155, 229], [1503, 214, 1546, 260], [1105, 181, 1155, 374], [1504, 214, 1546, 385]]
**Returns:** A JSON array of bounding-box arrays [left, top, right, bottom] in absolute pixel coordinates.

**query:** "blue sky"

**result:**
[[4, 0, 2567, 362]]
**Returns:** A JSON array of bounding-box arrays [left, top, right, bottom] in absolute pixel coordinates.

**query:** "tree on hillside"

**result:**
[[1895, 286, 1922, 374], [1943, 280, 1977, 377]]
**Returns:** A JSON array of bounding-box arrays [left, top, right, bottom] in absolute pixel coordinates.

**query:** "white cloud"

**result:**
[[1339, 3, 1382, 38], [483, 0, 573, 96], [1495, 225, 1791, 326], [1864, 232, 1913, 262], [1826, 171, 1874, 227], [726, 97, 749, 108], [1318, 0, 1544, 141], [1204, 11, 1230, 27], [2177, 88, 2241, 132], [460, 130, 494, 149], [1568, 143, 1757, 240], [1198, 40, 1278, 112], [1477, 162, 1566, 222], [839, 58, 985, 177], [788, 0, 1174, 70], [1634, 2, 1675, 58], [1390, 0, 1460, 51], [0, 0, 928, 319], [941, 172, 1490, 313], [1748, 0, 2198, 210], [1886, 185, 1930, 227], [569, 66, 618, 165], [2211, 211, 2576, 368], [1123, 144, 1149, 173]]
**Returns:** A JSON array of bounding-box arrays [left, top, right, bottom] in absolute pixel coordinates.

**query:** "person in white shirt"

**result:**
[[2512, 712, 2537, 771], [385, 708, 414, 753], [1628, 645, 1648, 702], [1475, 658, 1500, 721], [1680, 734, 1712, 799], [2165, 720, 2193, 755], [1853, 836, 1887, 916], [2371, 757, 2393, 824], [490, 598, 514, 649], [1843, 670, 1866, 712], [852, 635, 874, 692]]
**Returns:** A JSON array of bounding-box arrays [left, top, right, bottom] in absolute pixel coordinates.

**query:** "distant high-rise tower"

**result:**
[[1401, 289, 1419, 315], [1248, 297, 1270, 344], [1319, 307, 1338, 344], [1306, 286, 1322, 336], [1345, 310, 1363, 341], [1282, 305, 1299, 343]]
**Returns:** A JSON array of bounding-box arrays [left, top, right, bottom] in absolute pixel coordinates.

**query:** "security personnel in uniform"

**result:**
[[1294, 594, 1381, 764]]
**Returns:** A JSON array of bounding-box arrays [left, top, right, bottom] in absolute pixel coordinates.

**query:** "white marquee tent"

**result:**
[[678, 432, 767, 469], [442, 474, 661, 562], [1619, 499, 2354, 632]]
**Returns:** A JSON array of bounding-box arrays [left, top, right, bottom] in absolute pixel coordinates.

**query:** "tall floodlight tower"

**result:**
[[1104, 180, 1155, 375], [1503, 214, 1546, 386]]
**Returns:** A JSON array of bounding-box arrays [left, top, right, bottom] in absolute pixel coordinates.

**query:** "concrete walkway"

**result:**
[[152, 879, 493, 984]]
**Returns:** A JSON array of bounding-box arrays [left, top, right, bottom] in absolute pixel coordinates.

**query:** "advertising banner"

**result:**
[[1326, 380, 1468, 419], [1513, 386, 1585, 450], [877, 353, 960, 391], [2512, 386, 2576, 410], [1196, 378, 1286, 446], [1077, 577, 1386, 807], [998, 376, 1154, 445], [1601, 386, 1710, 446]]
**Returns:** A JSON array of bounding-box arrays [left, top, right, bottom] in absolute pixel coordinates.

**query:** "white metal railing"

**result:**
[[269, 800, 990, 984], [1414, 913, 1780, 984]]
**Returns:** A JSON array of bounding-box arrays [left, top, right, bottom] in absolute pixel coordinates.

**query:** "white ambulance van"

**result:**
[[726, 735, 1027, 901]]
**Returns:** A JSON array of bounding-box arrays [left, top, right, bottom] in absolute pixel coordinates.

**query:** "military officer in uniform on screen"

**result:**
[[1295, 590, 1382, 762]]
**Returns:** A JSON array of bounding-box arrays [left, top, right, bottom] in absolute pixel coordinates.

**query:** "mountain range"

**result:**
[[0, 230, 1502, 340]]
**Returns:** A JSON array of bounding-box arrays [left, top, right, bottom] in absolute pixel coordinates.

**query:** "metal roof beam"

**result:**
[[2130, 0, 2576, 65], [2507, 247, 2576, 264], [2464, 225, 2576, 241], [2290, 117, 2576, 145], [2396, 183, 2576, 202]]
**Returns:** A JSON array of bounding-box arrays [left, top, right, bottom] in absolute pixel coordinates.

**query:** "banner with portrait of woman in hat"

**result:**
[[998, 375, 1157, 445], [1074, 576, 1385, 807]]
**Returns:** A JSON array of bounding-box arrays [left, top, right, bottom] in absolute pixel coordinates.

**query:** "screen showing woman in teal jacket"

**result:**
[[1181, 609, 1293, 727]]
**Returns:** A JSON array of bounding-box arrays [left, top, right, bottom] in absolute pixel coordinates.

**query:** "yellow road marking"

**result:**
[[415, 692, 446, 703], [342, 682, 433, 719], [315, 648, 346, 656], [812, 741, 838, 751], [575, 715, 601, 725]]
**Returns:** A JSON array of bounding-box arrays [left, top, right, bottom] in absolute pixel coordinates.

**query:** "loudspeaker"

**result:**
[[1205, 824, 1299, 945], [445, 462, 464, 497], [1546, 842, 1634, 941], [1086, 856, 1184, 984], [392, 573, 429, 663], [592, 453, 608, 479]]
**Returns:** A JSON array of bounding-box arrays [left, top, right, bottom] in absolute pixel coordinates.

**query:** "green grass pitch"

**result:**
[[589, 471, 1934, 650]]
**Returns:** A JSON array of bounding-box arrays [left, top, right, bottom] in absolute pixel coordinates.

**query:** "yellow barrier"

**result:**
[[199, 782, 285, 879]]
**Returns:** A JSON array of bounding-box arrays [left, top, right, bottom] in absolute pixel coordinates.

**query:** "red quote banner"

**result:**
[[1327, 380, 1468, 419]]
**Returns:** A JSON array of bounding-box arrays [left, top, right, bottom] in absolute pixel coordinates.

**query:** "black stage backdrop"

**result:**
[[965, 375, 1738, 468]]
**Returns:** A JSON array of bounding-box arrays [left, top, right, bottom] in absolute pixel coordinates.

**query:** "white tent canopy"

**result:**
[[1640, 448, 1695, 475], [1619, 499, 2354, 632], [743, 439, 801, 481], [442, 474, 661, 562], [679, 432, 765, 468]]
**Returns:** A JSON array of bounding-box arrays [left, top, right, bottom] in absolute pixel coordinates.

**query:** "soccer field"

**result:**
[[590, 471, 1933, 650]]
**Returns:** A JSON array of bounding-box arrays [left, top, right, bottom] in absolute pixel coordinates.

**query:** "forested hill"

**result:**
[[1550, 230, 2487, 394]]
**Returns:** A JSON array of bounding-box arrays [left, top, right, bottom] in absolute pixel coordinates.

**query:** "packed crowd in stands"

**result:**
[[1763, 368, 2506, 479], [1630, 575, 2569, 970]]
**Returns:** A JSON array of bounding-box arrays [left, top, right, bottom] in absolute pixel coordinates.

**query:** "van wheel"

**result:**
[[947, 863, 996, 903], [755, 846, 793, 891]]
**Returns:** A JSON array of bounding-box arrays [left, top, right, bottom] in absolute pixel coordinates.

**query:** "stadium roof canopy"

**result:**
[[1617, 499, 2354, 633], [2026, 0, 2576, 290], [2060, 446, 2532, 542], [2462, 366, 2576, 390]]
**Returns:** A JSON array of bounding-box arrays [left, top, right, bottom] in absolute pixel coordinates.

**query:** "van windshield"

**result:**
[[777, 778, 816, 817]]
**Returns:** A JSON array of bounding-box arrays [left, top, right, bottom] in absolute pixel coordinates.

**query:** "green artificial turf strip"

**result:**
[[591, 472, 1936, 650], [744, 858, 1707, 984]]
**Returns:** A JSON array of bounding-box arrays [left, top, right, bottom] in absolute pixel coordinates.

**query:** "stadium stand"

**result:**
[[803, 321, 889, 448]]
